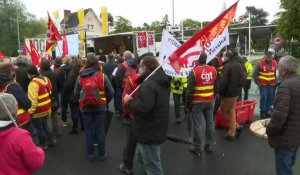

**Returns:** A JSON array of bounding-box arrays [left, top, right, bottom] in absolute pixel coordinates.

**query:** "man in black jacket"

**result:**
[[267, 56, 300, 175], [40, 58, 61, 136], [220, 50, 245, 140], [124, 56, 170, 175]]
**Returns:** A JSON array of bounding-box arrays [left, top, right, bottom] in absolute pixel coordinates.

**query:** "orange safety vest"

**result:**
[[258, 59, 276, 86], [0, 82, 31, 126], [32, 78, 52, 116], [192, 65, 217, 102], [121, 62, 138, 89]]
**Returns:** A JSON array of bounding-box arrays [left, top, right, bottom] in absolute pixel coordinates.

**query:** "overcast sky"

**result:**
[[21, 0, 281, 27]]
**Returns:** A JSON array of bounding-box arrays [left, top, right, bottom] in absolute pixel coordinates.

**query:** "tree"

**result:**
[[143, 23, 150, 30], [113, 16, 133, 33], [181, 18, 201, 36], [0, 0, 47, 56], [149, 21, 163, 33], [277, 0, 300, 40], [243, 6, 269, 26]]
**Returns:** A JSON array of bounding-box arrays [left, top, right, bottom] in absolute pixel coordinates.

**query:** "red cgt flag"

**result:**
[[46, 12, 62, 53], [168, 1, 239, 73], [62, 32, 69, 58], [22, 43, 31, 56], [29, 40, 40, 67]]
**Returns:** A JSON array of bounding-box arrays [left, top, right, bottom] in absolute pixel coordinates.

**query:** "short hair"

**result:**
[[279, 55, 298, 73], [0, 93, 18, 120], [140, 56, 159, 74], [16, 56, 31, 66], [224, 50, 234, 59], [123, 50, 133, 60], [198, 52, 207, 64], [40, 58, 51, 70], [107, 54, 114, 60]]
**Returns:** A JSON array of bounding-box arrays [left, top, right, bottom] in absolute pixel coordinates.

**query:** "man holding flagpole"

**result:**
[[124, 56, 170, 175]]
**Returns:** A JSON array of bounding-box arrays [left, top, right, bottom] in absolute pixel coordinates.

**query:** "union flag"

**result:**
[[168, 1, 239, 73], [29, 40, 40, 67], [46, 12, 62, 53]]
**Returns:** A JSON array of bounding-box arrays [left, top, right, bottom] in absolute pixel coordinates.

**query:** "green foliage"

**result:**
[[277, 0, 300, 41], [0, 0, 47, 56], [113, 16, 133, 33], [149, 21, 163, 33], [181, 18, 201, 36], [243, 6, 269, 26]]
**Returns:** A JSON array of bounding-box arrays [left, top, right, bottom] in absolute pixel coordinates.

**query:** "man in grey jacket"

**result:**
[[267, 55, 300, 175]]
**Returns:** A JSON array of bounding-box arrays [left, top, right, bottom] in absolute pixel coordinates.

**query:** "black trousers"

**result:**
[[122, 125, 137, 169], [173, 93, 182, 119]]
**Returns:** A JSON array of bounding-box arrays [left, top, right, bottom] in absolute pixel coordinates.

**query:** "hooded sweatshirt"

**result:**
[[0, 122, 45, 175]]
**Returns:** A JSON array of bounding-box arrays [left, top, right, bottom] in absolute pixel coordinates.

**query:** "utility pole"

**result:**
[[248, 10, 251, 61], [172, 0, 174, 26], [17, 5, 20, 55]]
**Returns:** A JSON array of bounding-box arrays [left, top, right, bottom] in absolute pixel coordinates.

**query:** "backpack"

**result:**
[[79, 73, 106, 108]]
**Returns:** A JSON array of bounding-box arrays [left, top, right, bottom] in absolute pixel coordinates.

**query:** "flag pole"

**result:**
[[129, 58, 168, 96], [0, 93, 18, 128]]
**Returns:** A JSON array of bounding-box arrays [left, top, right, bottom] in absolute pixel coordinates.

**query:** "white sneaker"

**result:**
[[62, 122, 67, 127]]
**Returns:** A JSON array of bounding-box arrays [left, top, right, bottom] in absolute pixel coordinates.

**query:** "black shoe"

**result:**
[[236, 126, 244, 137], [87, 155, 96, 161], [265, 112, 271, 118], [260, 113, 267, 119], [176, 118, 182, 124], [204, 144, 213, 153], [119, 163, 133, 174], [189, 147, 202, 156], [223, 134, 237, 141], [69, 130, 78, 134]]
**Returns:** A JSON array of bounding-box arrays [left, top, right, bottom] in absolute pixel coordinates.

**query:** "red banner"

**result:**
[[148, 32, 155, 46], [168, 1, 239, 73], [29, 40, 40, 67], [137, 32, 147, 48], [46, 12, 62, 52]]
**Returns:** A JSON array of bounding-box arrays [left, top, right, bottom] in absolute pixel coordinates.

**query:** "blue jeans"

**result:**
[[259, 86, 275, 113], [81, 111, 106, 157], [191, 102, 215, 147], [32, 116, 53, 146], [275, 148, 298, 175], [136, 143, 164, 175]]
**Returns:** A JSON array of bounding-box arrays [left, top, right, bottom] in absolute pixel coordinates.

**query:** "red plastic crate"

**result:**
[[215, 100, 257, 128]]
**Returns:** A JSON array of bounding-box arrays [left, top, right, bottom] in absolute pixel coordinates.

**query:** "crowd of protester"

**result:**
[[0, 48, 299, 175]]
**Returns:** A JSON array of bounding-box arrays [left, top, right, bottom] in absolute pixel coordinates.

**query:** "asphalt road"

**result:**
[[38, 83, 300, 175]]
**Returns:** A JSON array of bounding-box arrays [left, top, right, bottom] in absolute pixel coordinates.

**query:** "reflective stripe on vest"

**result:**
[[99, 73, 107, 103], [32, 78, 52, 115], [171, 77, 184, 94], [1, 82, 31, 126], [192, 65, 217, 102], [258, 59, 276, 86]]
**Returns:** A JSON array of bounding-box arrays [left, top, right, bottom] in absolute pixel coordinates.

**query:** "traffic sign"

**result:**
[[273, 36, 283, 46]]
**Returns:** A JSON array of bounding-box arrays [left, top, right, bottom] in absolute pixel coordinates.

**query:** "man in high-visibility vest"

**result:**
[[27, 65, 55, 150], [171, 77, 187, 123], [186, 52, 219, 155], [242, 57, 253, 101], [252, 50, 277, 119]]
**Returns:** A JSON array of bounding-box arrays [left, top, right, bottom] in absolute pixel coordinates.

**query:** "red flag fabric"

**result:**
[[22, 44, 31, 56], [62, 32, 69, 58], [168, 1, 239, 73], [46, 12, 62, 52], [0, 52, 5, 57], [137, 32, 147, 48], [29, 40, 40, 66]]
